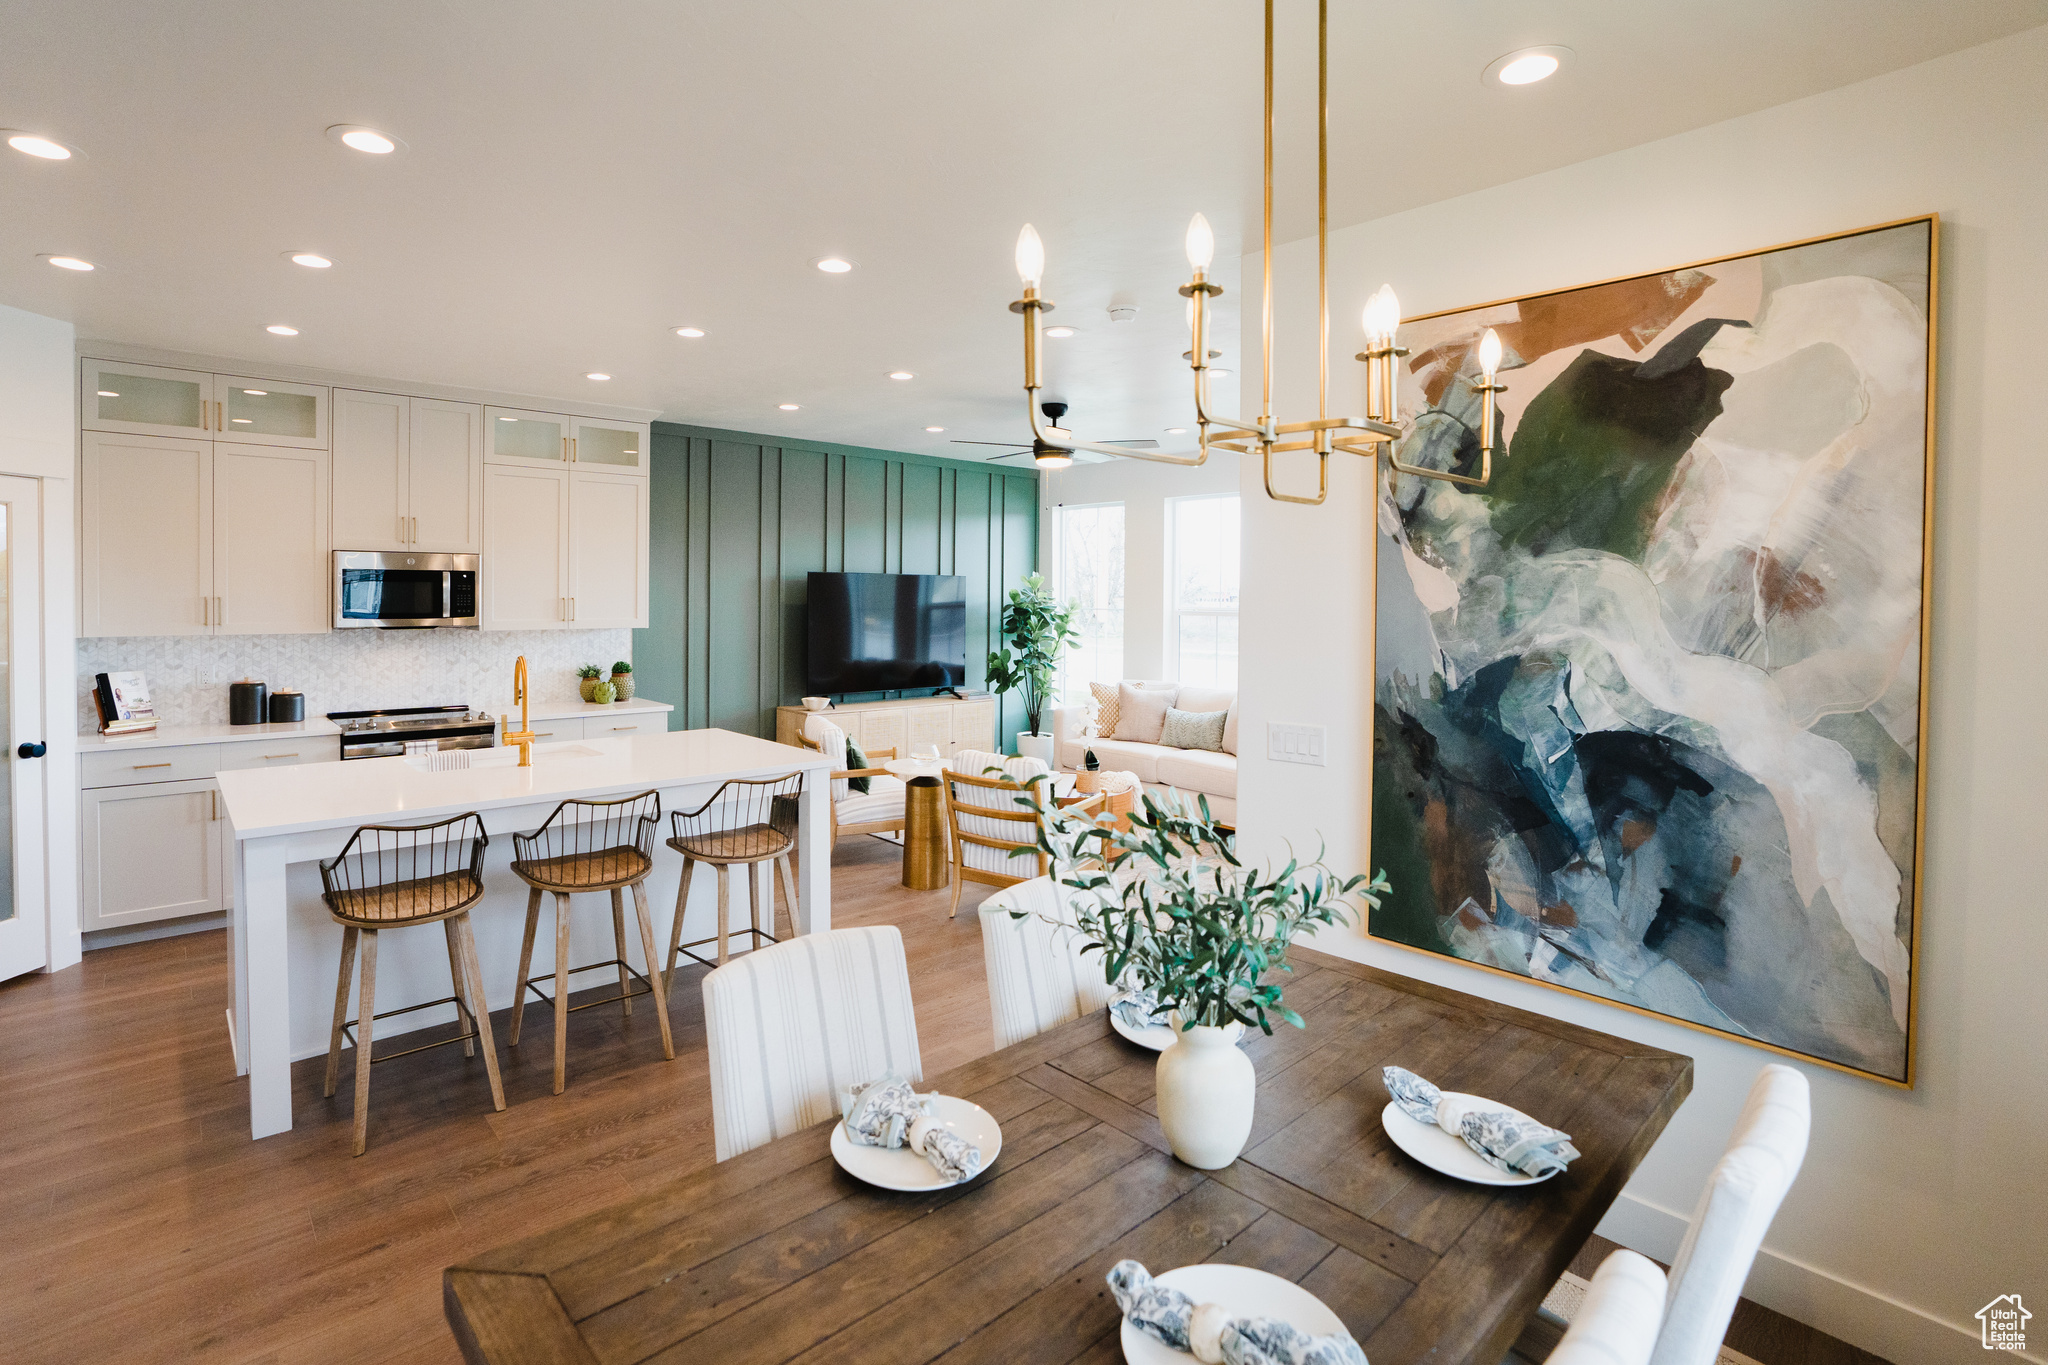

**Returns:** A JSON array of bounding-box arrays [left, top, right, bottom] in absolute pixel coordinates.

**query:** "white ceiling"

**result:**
[[3, 1, 2041, 462]]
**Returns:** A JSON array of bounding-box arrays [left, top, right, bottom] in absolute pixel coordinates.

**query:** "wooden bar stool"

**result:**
[[318, 812, 504, 1157], [664, 772, 805, 982], [507, 790, 675, 1094]]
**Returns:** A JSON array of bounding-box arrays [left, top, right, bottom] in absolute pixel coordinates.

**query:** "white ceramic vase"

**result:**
[[1015, 730, 1057, 765], [1154, 1015, 1254, 1169]]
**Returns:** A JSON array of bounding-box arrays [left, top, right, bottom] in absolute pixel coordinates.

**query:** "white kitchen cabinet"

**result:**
[[332, 390, 483, 551], [80, 778, 225, 930], [570, 417, 650, 475], [214, 444, 330, 634], [485, 407, 569, 467], [567, 470, 649, 628], [80, 431, 213, 637], [82, 359, 327, 447], [482, 465, 570, 629], [80, 433, 327, 638]]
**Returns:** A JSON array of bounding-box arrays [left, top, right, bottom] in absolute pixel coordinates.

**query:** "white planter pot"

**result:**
[[1154, 1016, 1255, 1169], [1015, 730, 1056, 764]]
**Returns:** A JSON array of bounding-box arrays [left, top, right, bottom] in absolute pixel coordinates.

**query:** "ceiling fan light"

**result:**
[[1034, 451, 1074, 470]]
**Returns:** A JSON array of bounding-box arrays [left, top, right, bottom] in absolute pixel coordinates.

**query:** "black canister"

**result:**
[[228, 679, 268, 726], [267, 689, 305, 723]]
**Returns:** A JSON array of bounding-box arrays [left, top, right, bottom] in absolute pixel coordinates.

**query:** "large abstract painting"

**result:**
[[1370, 218, 1934, 1084]]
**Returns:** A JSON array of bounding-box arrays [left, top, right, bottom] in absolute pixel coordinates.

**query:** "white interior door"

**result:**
[[0, 475, 48, 982]]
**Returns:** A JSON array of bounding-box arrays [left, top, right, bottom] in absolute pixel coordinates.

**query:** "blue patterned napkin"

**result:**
[[1111, 987, 1172, 1031], [1107, 1260, 1367, 1365], [1382, 1066, 1580, 1178], [841, 1074, 983, 1183]]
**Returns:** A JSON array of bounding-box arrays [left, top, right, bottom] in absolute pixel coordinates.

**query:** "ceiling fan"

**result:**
[[951, 402, 1157, 469]]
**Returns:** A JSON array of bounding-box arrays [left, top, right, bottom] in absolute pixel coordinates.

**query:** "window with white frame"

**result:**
[[1053, 502, 1125, 703], [1168, 494, 1239, 688]]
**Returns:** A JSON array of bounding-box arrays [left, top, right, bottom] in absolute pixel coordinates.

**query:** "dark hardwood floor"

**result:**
[[0, 835, 1880, 1363]]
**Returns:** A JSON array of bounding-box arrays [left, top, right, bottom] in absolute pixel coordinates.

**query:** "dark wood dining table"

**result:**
[[444, 944, 1692, 1365]]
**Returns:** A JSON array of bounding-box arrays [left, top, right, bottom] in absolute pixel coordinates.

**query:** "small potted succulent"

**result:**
[[609, 660, 634, 701], [591, 676, 618, 704], [577, 664, 603, 702], [1019, 791, 1387, 1169]]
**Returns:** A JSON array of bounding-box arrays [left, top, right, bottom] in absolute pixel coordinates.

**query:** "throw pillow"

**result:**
[[1113, 682, 1176, 744], [1159, 707, 1228, 752], [845, 736, 872, 794], [1222, 697, 1239, 755], [1088, 680, 1121, 738]]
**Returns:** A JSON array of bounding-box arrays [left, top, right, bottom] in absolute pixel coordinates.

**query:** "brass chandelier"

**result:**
[[1006, 0, 1507, 502]]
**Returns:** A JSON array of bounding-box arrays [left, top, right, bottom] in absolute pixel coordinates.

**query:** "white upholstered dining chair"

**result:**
[[977, 875, 1118, 1050], [1647, 1063, 1810, 1365], [699, 925, 923, 1161], [1548, 1249, 1669, 1365]]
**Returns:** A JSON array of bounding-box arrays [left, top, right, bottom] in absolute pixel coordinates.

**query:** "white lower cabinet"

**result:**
[[80, 778, 225, 930], [80, 738, 341, 931]]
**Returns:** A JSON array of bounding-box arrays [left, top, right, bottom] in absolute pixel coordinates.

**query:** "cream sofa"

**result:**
[[1048, 682, 1237, 825]]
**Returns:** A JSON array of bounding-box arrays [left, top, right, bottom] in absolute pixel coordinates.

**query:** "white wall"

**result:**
[[0, 303, 82, 971], [1237, 28, 2046, 1363], [1037, 451, 1241, 682]]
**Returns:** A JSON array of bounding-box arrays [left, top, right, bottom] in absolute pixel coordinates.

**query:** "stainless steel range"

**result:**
[[329, 705, 498, 761]]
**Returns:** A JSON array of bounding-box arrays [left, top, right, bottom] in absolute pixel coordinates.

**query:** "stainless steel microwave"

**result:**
[[333, 551, 480, 629]]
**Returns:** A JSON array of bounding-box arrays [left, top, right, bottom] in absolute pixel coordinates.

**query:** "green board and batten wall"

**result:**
[[633, 422, 1040, 747]]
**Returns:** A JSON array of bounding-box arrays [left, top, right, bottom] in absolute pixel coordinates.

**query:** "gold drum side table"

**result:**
[[902, 776, 949, 890]]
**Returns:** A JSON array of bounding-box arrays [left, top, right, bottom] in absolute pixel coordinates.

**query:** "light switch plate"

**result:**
[[1267, 722, 1327, 767]]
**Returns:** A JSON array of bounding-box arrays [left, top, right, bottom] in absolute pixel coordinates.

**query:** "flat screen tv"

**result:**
[[806, 572, 967, 695]]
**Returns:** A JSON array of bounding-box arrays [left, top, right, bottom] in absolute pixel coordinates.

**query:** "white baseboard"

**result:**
[[1597, 1193, 2000, 1363]]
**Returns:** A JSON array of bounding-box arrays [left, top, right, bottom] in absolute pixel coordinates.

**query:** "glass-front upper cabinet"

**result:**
[[571, 418, 649, 474], [484, 407, 569, 465], [214, 375, 328, 448], [81, 360, 328, 447], [81, 360, 214, 439]]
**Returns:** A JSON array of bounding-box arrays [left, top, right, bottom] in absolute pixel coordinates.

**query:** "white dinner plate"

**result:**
[[1379, 1094, 1559, 1187], [829, 1093, 1002, 1191], [1109, 1005, 1180, 1052], [1119, 1264, 1347, 1364]]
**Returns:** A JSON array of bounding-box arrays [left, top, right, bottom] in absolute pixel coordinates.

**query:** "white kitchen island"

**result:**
[[214, 728, 833, 1140]]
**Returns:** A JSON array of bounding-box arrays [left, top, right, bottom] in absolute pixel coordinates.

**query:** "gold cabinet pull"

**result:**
[[561, 436, 568, 461], [202, 597, 209, 627], [133, 762, 172, 770], [571, 437, 577, 463], [611, 725, 634, 731], [263, 752, 298, 760], [412, 516, 418, 543], [212, 789, 219, 820]]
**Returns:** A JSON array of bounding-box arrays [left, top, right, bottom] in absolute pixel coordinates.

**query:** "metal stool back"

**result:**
[[318, 812, 504, 1155], [506, 791, 674, 1093], [665, 772, 805, 980]]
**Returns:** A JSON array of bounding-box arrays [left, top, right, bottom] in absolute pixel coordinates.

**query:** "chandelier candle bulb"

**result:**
[[1185, 213, 1215, 274], [1014, 224, 1044, 289], [1478, 327, 1503, 381]]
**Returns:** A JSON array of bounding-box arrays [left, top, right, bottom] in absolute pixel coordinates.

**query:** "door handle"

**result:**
[[399, 514, 406, 543], [571, 437, 577, 463], [561, 436, 568, 461], [263, 752, 299, 760], [16, 742, 46, 759], [132, 762, 172, 770], [412, 516, 418, 543], [212, 789, 219, 821], [202, 597, 209, 627]]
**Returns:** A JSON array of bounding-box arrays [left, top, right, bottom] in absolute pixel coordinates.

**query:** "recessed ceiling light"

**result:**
[[97, 390, 118, 398], [5, 132, 75, 160], [1484, 46, 1571, 87], [266, 324, 299, 336], [242, 389, 267, 396], [41, 255, 94, 271], [1044, 326, 1076, 339], [287, 252, 332, 269], [498, 416, 516, 421], [674, 327, 705, 338], [232, 418, 252, 424], [1209, 368, 1233, 378], [325, 124, 405, 155], [926, 426, 945, 433], [1166, 427, 1188, 435], [779, 403, 800, 410], [813, 257, 854, 274], [888, 371, 914, 381], [586, 373, 611, 381]]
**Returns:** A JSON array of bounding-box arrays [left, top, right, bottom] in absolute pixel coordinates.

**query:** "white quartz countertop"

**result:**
[[77, 697, 673, 752], [215, 728, 826, 839], [76, 719, 345, 753]]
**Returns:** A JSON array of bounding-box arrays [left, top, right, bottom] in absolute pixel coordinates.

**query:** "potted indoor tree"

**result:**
[[1019, 791, 1387, 1169], [985, 572, 1080, 764]]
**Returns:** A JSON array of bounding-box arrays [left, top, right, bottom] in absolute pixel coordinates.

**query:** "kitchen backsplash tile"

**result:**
[[77, 630, 632, 731]]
